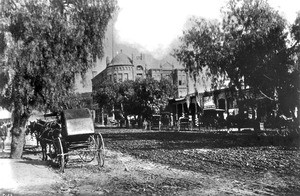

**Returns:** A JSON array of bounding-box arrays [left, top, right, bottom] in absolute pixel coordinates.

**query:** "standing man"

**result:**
[[0, 122, 8, 152]]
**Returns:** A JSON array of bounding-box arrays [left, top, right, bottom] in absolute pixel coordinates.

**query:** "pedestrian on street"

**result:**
[[0, 122, 8, 152], [143, 119, 148, 130]]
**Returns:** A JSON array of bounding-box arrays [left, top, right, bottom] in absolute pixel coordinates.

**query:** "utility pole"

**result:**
[[111, 20, 114, 58]]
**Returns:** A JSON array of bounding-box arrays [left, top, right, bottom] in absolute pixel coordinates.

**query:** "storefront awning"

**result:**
[[203, 108, 225, 112]]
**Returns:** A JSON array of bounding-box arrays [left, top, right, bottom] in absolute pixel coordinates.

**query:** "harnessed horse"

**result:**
[[27, 119, 62, 161]]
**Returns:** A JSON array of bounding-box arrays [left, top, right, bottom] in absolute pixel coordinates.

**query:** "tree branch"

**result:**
[[258, 89, 274, 101]]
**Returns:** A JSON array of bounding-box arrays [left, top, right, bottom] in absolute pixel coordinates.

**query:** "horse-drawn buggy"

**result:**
[[27, 108, 104, 172], [150, 115, 161, 130]]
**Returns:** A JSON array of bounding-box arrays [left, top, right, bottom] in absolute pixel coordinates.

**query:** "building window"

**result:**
[[178, 75, 182, 85], [178, 75, 186, 86], [118, 73, 122, 82], [156, 74, 160, 80], [124, 73, 128, 81], [181, 75, 186, 85], [113, 74, 117, 83], [137, 65, 143, 70]]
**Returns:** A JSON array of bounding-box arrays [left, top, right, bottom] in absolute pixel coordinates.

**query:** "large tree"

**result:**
[[174, 0, 299, 118], [290, 12, 300, 120], [173, 17, 224, 89], [0, 0, 116, 158], [220, 0, 291, 101], [93, 77, 177, 127]]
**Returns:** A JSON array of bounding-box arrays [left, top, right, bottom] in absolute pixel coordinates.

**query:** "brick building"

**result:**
[[91, 51, 188, 125]]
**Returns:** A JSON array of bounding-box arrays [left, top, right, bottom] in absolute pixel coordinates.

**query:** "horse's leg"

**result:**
[[42, 144, 45, 161], [41, 143, 44, 161], [44, 142, 48, 161], [35, 134, 39, 147], [41, 141, 46, 161], [46, 143, 50, 161]]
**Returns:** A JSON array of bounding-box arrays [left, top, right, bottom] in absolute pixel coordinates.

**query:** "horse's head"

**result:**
[[31, 120, 48, 136], [26, 121, 36, 135]]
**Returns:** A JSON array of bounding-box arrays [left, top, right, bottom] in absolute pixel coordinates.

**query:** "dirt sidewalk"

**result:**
[[0, 135, 62, 196]]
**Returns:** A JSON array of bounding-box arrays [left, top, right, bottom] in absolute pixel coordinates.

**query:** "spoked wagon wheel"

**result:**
[[52, 138, 65, 172], [58, 138, 65, 172], [78, 135, 97, 162], [96, 133, 105, 167]]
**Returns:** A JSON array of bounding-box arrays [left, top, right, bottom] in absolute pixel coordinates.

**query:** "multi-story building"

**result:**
[[92, 51, 188, 98], [172, 69, 188, 98], [147, 62, 187, 98], [91, 51, 264, 129], [91, 51, 188, 125], [92, 51, 147, 89]]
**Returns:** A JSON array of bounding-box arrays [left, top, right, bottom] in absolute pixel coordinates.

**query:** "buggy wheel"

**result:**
[[96, 133, 105, 167], [57, 138, 65, 173], [78, 135, 97, 162]]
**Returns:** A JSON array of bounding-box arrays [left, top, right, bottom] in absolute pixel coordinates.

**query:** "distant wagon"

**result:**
[[150, 115, 161, 130], [161, 112, 171, 130], [178, 117, 191, 131]]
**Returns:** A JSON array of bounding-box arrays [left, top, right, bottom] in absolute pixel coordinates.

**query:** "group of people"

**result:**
[[0, 121, 10, 152]]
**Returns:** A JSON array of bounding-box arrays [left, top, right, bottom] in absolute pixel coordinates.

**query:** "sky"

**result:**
[[115, 0, 300, 59], [76, 0, 300, 92]]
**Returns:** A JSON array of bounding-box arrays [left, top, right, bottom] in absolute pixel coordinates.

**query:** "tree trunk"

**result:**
[[10, 111, 29, 159], [10, 126, 26, 159]]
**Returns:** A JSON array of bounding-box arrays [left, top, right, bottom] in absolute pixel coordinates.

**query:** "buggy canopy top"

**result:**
[[62, 108, 94, 136]]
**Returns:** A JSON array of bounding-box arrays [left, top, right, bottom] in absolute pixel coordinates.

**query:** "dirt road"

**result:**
[[0, 129, 299, 195], [1, 148, 266, 196]]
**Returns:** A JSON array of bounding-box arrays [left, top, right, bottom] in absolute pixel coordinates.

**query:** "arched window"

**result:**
[[113, 74, 117, 83], [118, 73, 123, 82], [124, 73, 128, 81], [136, 65, 143, 71]]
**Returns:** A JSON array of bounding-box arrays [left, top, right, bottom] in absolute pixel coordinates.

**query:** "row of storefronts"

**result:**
[[167, 87, 266, 129], [168, 88, 235, 127]]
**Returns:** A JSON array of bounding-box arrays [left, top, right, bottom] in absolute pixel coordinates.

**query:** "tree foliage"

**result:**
[[0, 0, 116, 158], [221, 0, 290, 98], [173, 17, 223, 87], [174, 0, 300, 117], [93, 77, 177, 124]]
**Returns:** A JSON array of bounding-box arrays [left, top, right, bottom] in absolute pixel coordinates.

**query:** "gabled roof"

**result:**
[[160, 62, 174, 70]]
